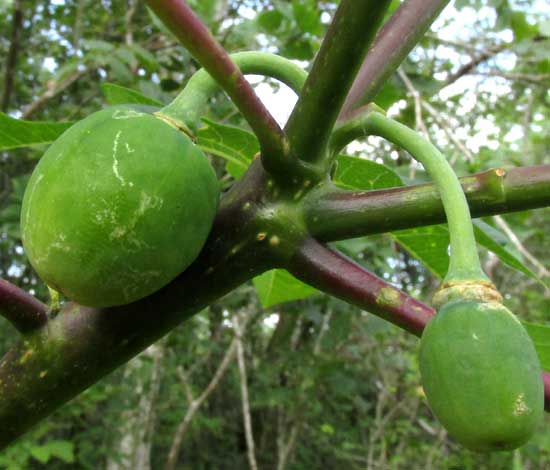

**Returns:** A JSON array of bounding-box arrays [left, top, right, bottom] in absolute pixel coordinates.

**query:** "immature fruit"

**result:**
[[21, 105, 219, 308], [419, 300, 543, 451]]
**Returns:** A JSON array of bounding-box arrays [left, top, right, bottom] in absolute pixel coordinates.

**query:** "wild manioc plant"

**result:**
[[1, 0, 550, 455]]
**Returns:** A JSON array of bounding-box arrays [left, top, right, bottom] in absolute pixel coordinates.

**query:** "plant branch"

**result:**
[[442, 43, 507, 87], [165, 307, 254, 470], [397, 69, 430, 141], [1, 0, 23, 112], [304, 165, 550, 242], [340, 0, 451, 117], [145, 0, 289, 180], [21, 69, 90, 120], [287, 238, 434, 336], [493, 215, 550, 279], [284, 0, 391, 169], [164, 340, 238, 470], [233, 313, 258, 470], [0, 279, 47, 334]]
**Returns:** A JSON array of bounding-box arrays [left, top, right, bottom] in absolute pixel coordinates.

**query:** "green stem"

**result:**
[[145, 0, 289, 181], [331, 111, 488, 283], [284, 0, 391, 168], [161, 51, 308, 134]]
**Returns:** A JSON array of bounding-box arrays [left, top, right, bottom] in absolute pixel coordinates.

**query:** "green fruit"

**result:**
[[21, 105, 219, 308], [419, 300, 543, 451]]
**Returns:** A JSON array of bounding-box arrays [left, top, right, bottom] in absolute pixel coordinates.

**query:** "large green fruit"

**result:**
[[419, 300, 543, 451], [21, 105, 219, 307]]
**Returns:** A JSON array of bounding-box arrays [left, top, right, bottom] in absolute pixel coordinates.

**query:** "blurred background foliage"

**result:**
[[0, 0, 549, 468]]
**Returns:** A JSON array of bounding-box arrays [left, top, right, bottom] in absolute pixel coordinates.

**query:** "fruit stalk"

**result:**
[[145, 0, 289, 174], [329, 110, 489, 283], [160, 51, 307, 134]]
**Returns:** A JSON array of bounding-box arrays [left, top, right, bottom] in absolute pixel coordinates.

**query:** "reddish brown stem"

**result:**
[[145, 0, 289, 178], [287, 238, 550, 410], [287, 238, 434, 336], [0, 279, 47, 334], [340, 0, 450, 117]]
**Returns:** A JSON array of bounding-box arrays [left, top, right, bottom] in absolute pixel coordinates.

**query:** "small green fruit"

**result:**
[[21, 105, 219, 307], [419, 300, 543, 451]]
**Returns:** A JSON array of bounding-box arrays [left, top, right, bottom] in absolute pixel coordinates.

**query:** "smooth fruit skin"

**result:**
[[21, 105, 219, 307], [419, 300, 543, 452]]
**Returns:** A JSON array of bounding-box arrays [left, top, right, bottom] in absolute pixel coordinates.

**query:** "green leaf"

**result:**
[[257, 9, 285, 34], [101, 83, 163, 107], [81, 39, 115, 52], [47, 440, 75, 463], [374, 78, 405, 110], [282, 37, 316, 60], [391, 220, 548, 282], [29, 445, 51, 464], [522, 321, 550, 371], [253, 269, 319, 308], [293, 1, 321, 35], [129, 44, 159, 72], [392, 225, 450, 278], [473, 220, 545, 288], [333, 155, 403, 190], [197, 118, 259, 179], [510, 11, 537, 41], [0, 112, 72, 151]]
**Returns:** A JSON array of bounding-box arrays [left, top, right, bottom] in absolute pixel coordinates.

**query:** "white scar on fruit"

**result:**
[[112, 109, 145, 120]]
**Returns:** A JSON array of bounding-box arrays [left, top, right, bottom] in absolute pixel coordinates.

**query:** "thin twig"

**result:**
[[164, 308, 255, 470], [396, 68, 429, 179], [72, 0, 86, 51], [473, 71, 550, 84], [421, 100, 474, 163], [234, 313, 258, 470], [493, 215, 550, 278], [21, 69, 89, 120], [276, 422, 300, 470], [442, 43, 507, 87], [164, 340, 238, 470], [1, 0, 23, 112], [175, 366, 194, 405], [313, 308, 332, 355], [125, 0, 138, 46], [397, 69, 430, 141]]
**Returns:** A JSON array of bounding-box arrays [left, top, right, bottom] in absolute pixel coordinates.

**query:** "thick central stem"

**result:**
[[284, 0, 391, 167]]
